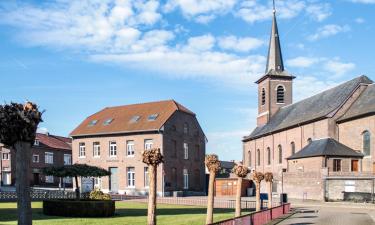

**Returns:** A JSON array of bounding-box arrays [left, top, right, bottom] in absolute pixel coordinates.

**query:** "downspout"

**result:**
[[158, 126, 165, 197]]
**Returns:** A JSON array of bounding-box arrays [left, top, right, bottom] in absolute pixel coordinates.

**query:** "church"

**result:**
[[242, 6, 375, 201]]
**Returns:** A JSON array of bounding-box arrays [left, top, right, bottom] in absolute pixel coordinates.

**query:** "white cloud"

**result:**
[[218, 36, 264, 52], [308, 24, 350, 41], [294, 76, 337, 101], [235, 0, 331, 23], [349, 0, 375, 3], [355, 17, 365, 23], [323, 60, 356, 77], [163, 0, 237, 23], [183, 34, 215, 52], [286, 56, 321, 68], [305, 3, 331, 22]]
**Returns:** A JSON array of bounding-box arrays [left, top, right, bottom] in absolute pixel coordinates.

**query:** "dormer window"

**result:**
[[103, 118, 113, 126], [88, 120, 98, 127], [34, 139, 40, 146], [130, 115, 141, 123], [276, 85, 285, 103], [148, 114, 158, 121]]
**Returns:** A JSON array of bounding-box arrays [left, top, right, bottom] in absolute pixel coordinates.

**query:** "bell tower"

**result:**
[[256, 0, 295, 126]]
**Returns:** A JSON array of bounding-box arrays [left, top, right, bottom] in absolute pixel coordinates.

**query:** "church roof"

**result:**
[[338, 84, 375, 122], [244, 75, 373, 141], [287, 138, 363, 160]]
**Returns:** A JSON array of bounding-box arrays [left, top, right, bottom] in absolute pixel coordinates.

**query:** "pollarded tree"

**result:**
[[43, 163, 110, 200], [205, 154, 221, 224], [142, 148, 164, 225], [0, 102, 43, 225], [252, 171, 264, 212], [232, 163, 249, 217], [264, 172, 274, 209]]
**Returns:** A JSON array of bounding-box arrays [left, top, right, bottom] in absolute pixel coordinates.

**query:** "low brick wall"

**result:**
[[210, 203, 291, 225]]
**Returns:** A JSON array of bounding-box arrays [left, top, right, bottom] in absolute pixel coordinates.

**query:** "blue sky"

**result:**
[[0, 0, 374, 161]]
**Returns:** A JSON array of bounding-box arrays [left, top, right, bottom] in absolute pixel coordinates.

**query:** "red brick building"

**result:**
[[70, 100, 206, 196], [0, 133, 72, 187], [242, 7, 374, 200]]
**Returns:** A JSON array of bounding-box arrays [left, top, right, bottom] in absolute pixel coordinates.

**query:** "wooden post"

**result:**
[[15, 141, 32, 225], [235, 177, 243, 217], [206, 171, 215, 224], [147, 165, 157, 225]]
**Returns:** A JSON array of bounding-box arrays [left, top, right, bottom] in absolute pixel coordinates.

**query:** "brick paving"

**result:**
[[278, 206, 375, 225]]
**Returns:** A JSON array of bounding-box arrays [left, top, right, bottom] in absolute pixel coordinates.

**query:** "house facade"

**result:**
[[70, 100, 206, 196], [0, 133, 72, 187], [242, 7, 374, 200]]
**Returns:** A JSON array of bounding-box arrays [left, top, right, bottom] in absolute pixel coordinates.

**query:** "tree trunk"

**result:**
[[235, 177, 243, 217], [267, 181, 273, 209], [255, 181, 261, 212], [147, 165, 157, 225], [74, 176, 80, 200], [15, 141, 32, 225], [206, 171, 215, 224]]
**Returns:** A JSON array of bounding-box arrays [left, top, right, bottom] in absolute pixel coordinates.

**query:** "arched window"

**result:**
[[276, 85, 285, 103], [257, 149, 260, 166], [363, 131, 371, 156], [267, 147, 271, 165], [248, 151, 252, 167], [261, 88, 266, 105], [307, 138, 312, 144], [278, 145, 282, 164], [291, 142, 295, 155], [171, 167, 177, 189]]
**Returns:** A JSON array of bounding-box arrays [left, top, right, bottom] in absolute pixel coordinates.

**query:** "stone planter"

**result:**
[[43, 199, 115, 217]]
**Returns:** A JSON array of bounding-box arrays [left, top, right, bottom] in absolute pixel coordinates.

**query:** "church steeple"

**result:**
[[265, 0, 284, 73], [255, 0, 295, 127]]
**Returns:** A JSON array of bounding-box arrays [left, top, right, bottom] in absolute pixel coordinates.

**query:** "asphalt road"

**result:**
[[278, 206, 375, 225]]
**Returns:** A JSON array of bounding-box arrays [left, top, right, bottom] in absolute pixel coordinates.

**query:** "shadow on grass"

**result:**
[[0, 207, 250, 222]]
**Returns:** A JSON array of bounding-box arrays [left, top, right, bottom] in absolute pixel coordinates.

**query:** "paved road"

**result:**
[[278, 206, 375, 225]]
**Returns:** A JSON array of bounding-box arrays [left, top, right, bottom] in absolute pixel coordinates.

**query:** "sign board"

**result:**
[[344, 180, 355, 192], [81, 177, 94, 193]]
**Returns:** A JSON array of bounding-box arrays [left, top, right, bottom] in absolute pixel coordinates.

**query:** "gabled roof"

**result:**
[[35, 133, 71, 150], [338, 84, 375, 122], [287, 138, 363, 160], [244, 75, 373, 141], [70, 100, 196, 137]]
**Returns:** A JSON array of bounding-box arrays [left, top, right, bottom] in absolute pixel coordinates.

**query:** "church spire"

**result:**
[[265, 0, 284, 73]]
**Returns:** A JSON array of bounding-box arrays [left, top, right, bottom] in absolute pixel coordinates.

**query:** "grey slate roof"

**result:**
[[220, 161, 235, 170], [287, 138, 363, 160], [265, 10, 284, 73], [244, 75, 373, 141], [338, 84, 375, 122]]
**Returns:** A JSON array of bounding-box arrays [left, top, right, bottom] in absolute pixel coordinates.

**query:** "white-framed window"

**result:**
[[144, 139, 153, 150], [45, 152, 53, 164], [127, 167, 135, 187], [45, 175, 54, 183], [109, 141, 117, 157], [63, 177, 72, 184], [34, 139, 40, 146], [127, 140, 135, 157], [79, 143, 86, 158], [333, 159, 342, 172], [144, 167, 149, 187], [32, 154, 39, 163], [64, 154, 72, 165], [183, 169, 189, 189], [2, 153, 10, 160], [184, 142, 189, 159], [93, 142, 100, 157], [94, 177, 102, 189]]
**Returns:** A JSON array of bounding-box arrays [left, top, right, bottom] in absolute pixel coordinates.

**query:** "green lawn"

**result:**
[[0, 201, 251, 225]]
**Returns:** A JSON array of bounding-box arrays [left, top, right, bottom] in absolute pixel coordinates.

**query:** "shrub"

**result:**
[[89, 188, 111, 200]]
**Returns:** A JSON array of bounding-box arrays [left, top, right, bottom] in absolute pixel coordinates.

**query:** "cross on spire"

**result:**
[[265, 0, 284, 73]]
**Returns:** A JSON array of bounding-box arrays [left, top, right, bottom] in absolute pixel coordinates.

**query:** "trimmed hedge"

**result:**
[[43, 199, 115, 217]]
